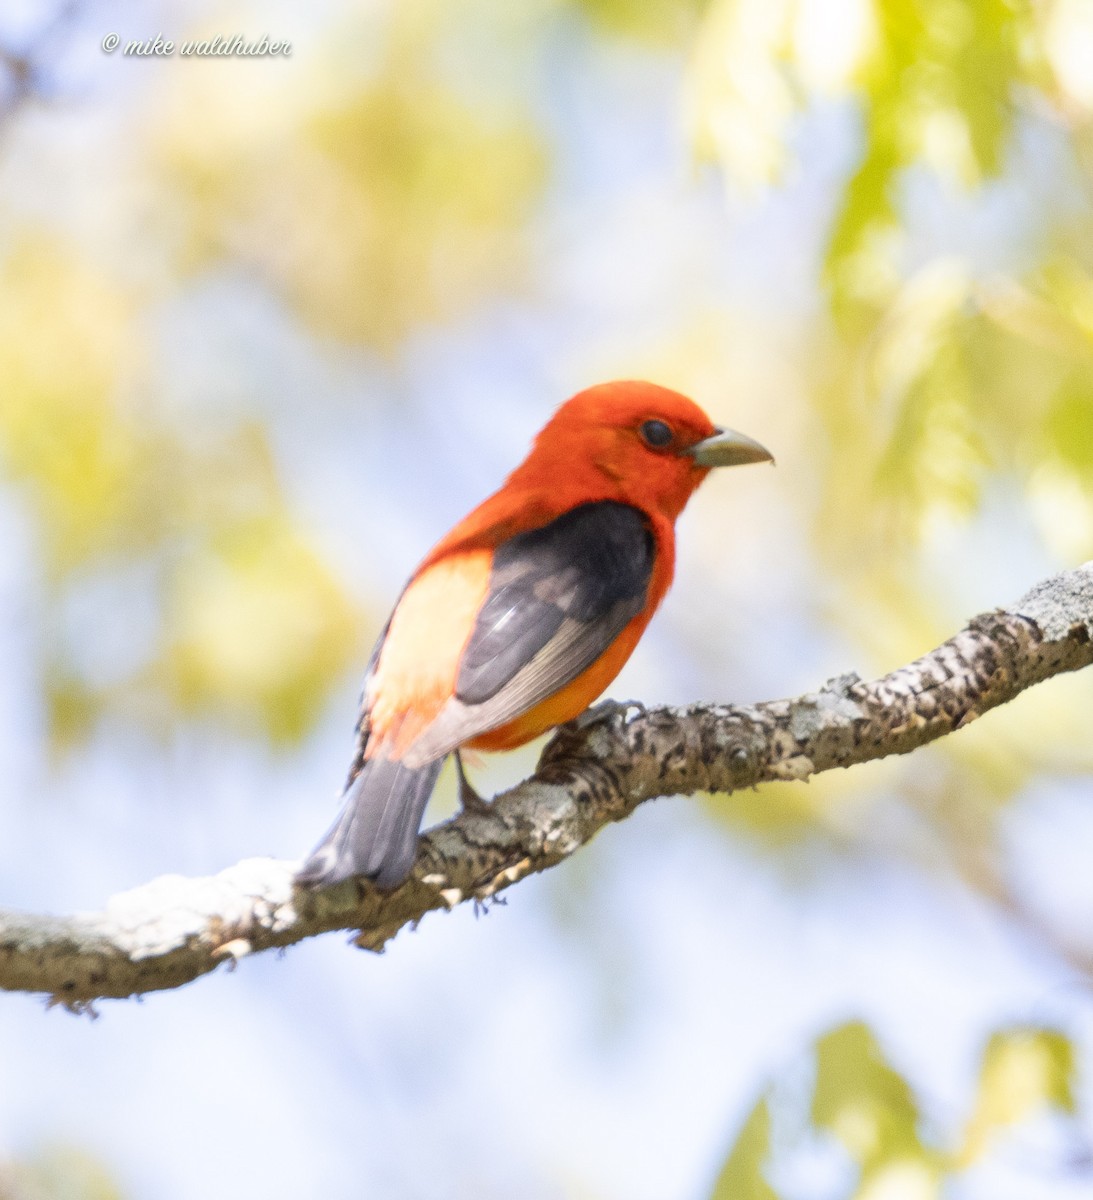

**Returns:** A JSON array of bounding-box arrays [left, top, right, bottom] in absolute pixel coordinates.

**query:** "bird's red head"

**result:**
[[515, 380, 772, 522]]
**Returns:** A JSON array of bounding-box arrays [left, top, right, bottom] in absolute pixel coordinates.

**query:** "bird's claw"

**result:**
[[573, 698, 646, 730]]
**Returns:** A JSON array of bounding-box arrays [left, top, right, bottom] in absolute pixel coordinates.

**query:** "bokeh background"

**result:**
[[1, 0, 1092, 1196]]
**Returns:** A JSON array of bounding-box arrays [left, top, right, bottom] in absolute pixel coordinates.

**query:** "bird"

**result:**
[[296, 380, 772, 890]]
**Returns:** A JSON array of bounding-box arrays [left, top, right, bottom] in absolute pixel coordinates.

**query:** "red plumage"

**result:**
[[298, 380, 772, 889]]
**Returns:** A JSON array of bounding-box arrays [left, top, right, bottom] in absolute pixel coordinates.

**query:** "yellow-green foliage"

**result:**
[[709, 1020, 1079, 1198], [0, 1144, 124, 1200], [0, 237, 365, 746], [155, 3, 546, 348], [1, 0, 1088, 818]]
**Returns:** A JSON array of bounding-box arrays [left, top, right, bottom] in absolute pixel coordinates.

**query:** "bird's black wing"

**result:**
[[401, 500, 655, 766], [297, 500, 655, 889]]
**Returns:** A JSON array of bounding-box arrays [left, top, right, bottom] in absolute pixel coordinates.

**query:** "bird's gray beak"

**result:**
[[687, 426, 774, 468]]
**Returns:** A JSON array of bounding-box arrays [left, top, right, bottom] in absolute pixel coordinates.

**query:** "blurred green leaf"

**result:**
[[1046, 375, 1093, 471], [159, 5, 547, 349], [709, 1097, 780, 1200], [0, 232, 366, 748], [0, 1145, 125, 1200], [572, 0, 709, 44], [167, 513, 364, 742], [44, 671, 100, 757], [710, 1021, 1081, 1200], [952, 0, 1022, 177], [825, 0, 1026, 318], [812, 1021, 927, 1173], [303, 70, 546, 345], [0, 237, 148, 575], [957, 1026, 1077, 1166]]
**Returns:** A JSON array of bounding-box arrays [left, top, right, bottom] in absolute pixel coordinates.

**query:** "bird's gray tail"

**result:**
[[296, 755, 445, 890]]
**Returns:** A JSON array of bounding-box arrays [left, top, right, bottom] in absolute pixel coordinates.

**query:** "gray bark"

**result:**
[[3, 562, 1091, 1011]]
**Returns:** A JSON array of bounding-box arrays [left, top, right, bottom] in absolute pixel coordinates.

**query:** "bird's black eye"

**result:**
[[640, 419, 673, 449]]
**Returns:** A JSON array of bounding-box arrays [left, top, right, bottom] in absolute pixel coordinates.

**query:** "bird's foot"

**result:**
[[455, 750, 492, 815], [572, 698, 646, 731]]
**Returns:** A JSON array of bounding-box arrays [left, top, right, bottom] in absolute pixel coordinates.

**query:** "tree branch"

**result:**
[[3, 562, 1091, 1011]]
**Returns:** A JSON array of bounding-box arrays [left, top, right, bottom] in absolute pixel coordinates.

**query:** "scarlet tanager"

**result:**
[[298, 380, 772, 889]]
